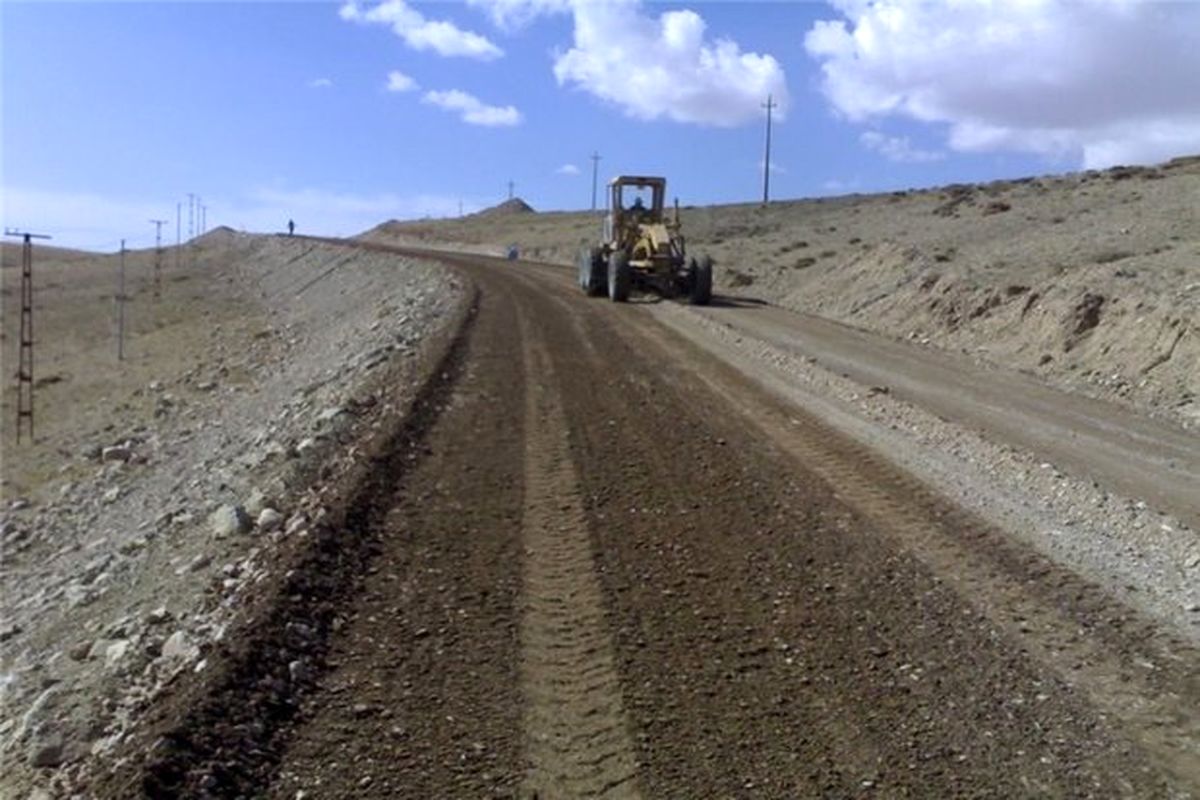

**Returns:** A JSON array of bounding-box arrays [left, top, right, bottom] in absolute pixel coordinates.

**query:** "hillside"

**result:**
[[362, 157, 1200, 427]]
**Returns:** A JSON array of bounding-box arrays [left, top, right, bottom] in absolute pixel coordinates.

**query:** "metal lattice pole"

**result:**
[[117, 240, 126, 361], [5, 229, 51, 443], [150, 219, 166, 299]]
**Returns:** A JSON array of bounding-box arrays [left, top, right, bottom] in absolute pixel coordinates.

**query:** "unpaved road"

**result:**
[[685, 301, 1200, 532], [116, 244, 1197, 798]]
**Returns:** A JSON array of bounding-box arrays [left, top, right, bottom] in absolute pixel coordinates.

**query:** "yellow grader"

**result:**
[[578, 176, 712, 305]]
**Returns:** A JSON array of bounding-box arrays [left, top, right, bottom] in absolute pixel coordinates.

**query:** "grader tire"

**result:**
[[608, 252, 631, 302], [689, 255, 713, 306], [578, 248, 604, 296]]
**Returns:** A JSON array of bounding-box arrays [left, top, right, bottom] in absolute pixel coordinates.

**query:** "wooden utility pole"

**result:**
[[5, 229, 51, 443], [762, 94, 775, 206], [590, 151, 602, 211]]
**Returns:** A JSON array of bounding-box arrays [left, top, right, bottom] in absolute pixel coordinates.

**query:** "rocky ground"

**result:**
[[363, 155, 1200, 428], [86, 250, 1196, 799], [0, 234, 464, 798], [2, 155, 1196, 798]]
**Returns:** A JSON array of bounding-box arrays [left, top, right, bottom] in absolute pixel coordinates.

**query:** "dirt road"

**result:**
[[123, 245, 1197, 798]]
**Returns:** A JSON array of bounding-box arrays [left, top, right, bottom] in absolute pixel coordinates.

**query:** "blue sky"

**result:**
[[3, 1, 1198, 251]]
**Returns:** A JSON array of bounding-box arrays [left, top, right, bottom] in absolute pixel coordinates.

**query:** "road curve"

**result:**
[[130, 242, 1199, 798]]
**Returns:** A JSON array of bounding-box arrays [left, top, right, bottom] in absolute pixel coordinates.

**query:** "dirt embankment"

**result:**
[[362, 157, 1200, 427], [0, 234, 463, 799]]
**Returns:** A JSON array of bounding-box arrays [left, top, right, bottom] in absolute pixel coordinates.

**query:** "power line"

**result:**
[[590, 151, 602, 212], [4, 228, 51, 444], [762, 94, 775, 206]]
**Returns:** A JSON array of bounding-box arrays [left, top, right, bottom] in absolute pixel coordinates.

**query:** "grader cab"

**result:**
[[578, 176, 712, 305]]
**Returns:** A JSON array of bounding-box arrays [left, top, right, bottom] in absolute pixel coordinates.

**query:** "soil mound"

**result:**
[[193, 225, 242, 247], [473, 198, 535, 218]]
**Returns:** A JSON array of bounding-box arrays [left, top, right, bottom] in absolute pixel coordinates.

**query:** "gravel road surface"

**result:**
[[103, 243, 1198, 798]]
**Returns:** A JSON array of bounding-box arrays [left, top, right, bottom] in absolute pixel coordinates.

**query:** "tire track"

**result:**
[[619, 307, 1200, 795], [517, 308, 642, 800]]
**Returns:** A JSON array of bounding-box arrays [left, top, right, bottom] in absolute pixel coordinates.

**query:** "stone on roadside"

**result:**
[[27, 733, 65, 768], [257, 508, 283, 532], [185, 554, 212, 573], [101, 445, 132, 463], [162, 630, 199, 661], [210, 504, 251, 538], [104, 639, 131, 667], [288, 659, 311, 683], [244, 488, 273, 518], [317, 406, 347, 425]]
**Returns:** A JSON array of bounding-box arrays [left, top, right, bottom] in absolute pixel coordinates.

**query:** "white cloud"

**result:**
[[860, 131, 943, 163], [555, 163, 580, 175], [758, 159, 787, 175], [422, 89, 522, 126], [805, 0, 1200, 168], [820, 178, 861, 194], [385, 70, 418, 92], [472, 0, 786, 127], [469, 0, 570, 31], [308, 78, 334, 89], [1, 187, 173, 252], [0, 185, 471, 251], [340, 0, 503, 60], [246, 186, 465, 229]]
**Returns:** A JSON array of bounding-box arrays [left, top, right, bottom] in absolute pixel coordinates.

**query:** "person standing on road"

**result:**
[[288, 219, 295, 236]]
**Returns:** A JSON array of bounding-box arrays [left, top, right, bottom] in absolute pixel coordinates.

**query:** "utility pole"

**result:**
[[507, 180, 514, 200], [590, 151, 602, 211], [761, 94, 775, 206], [458, 200, 463, 218], [200, 204, 207, 235], [175, 202, 182, 271], [4, 228, 50, 443], [188, 194, 198, 268], [150, 219, 166, 299], [117, 240, 127, 361]]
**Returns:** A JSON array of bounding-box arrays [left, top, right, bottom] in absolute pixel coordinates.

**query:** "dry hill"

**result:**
[[361, 157, 1200, 427]]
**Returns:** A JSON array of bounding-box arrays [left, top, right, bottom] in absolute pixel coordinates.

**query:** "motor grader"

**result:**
[[578, 176, 712, 305]]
